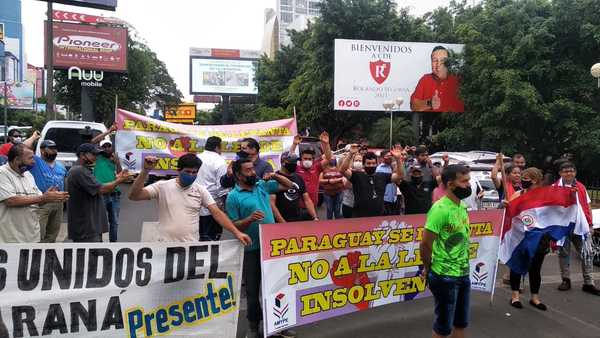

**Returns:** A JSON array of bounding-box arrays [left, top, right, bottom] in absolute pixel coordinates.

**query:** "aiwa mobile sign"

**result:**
[[334, 39, 464, 112]]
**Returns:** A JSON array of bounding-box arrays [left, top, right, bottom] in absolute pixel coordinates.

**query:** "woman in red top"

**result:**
[[320, 158, 345, 219]]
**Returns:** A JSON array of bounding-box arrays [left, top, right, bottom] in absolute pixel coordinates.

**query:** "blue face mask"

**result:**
[[179, 171, 197, 188], [19, 162, 34, 174]]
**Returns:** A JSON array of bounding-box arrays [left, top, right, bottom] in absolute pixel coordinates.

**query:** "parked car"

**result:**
[[36, 121, 109, 171]]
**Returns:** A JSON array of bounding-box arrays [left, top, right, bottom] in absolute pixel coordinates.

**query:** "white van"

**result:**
[[36, 121, 109, 171]]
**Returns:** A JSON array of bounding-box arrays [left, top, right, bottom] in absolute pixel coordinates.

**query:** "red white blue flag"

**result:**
[[499, 186, 590, 274]]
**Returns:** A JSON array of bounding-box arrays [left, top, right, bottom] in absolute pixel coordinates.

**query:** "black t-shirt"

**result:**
[[66, 165, 107, 241], [275, 172, 307, 222], [350, 171, 391, 217], [399, 179, 436, 214]]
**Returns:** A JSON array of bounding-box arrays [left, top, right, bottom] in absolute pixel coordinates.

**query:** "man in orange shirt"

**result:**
[[410, 46, 464, 112]]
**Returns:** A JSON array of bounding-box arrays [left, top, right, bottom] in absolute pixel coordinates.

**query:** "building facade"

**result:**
[[0, 0, 24, 82], [276, 0, 322, 47]]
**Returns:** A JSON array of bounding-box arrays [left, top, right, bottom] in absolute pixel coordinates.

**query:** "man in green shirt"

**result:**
[[420, 164, 472, 338], [94, 139, 124, 242]]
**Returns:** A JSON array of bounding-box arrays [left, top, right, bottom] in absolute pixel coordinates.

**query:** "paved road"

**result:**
[[63, 184, 600, 338]]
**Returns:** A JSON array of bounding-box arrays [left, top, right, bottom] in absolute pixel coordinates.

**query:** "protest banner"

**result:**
[[0, 240, 243, 338], [115, 108, 297, 175], [260, 210, 503, 335]]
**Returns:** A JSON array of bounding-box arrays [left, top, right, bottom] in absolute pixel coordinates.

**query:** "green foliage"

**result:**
[[368, 116, 415, 147], [255, 0, 600, 182], [54, 38, 182, 125]]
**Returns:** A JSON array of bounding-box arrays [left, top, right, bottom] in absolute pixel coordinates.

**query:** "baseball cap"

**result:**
[[281, 151, 299, 162], [77, 143, 102, 155], [40, 140, 57, 148], [100, 140, 113, 147], [409, 164, 423, 172]]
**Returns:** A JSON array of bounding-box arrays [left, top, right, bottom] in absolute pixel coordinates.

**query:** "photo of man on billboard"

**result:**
[[410, 46, 464, 112]]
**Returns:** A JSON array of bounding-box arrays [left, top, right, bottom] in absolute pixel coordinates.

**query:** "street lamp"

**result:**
[[591, 63, 600, 88], [382, 97, 404, 149]]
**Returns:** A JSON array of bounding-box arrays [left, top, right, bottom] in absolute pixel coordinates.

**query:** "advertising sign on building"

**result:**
[[190, 47, 259, 96], [45, 22, 128, 72], [0, 82, 34, 109], [164, 103, 197, 124], [37, 0, 118, 11], [334, 39, 465, 112]]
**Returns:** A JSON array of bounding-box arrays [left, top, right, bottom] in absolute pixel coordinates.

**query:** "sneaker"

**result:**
[[558, 278, 571, 291], [582, 284, 600, 296]]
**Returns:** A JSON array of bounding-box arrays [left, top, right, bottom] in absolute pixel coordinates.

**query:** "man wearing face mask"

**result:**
[[289, 132, 333, 213], [225, 158, 294, 338], [340, 145, 404, 217], [272, 152, 318, 222], [29, 140, 68, 242], [420, 164, 472, 338], [407, 145, 439, 186], [398, 163, 438, 215], [129, 153, 251, 244], [0, 144, 69, 243], [66, 143, 130, 243], [220, 137, 273, 189], [92, 140, 123, 242], [0, 129, 40, 157], [196, 136, 229, 241], [377, 150, 400, 215]]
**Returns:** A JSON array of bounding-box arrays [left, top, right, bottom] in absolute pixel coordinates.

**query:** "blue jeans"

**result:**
[[324, 193, 342, 219], [428, 271, 471, 336], [104, 192, 121, 242]]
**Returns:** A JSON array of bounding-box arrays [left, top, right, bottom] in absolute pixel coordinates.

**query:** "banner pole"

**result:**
[[490, 208, 507, 305], [114, 94, 118, 124]]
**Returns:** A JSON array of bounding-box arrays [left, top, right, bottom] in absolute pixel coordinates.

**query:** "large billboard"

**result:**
[[334, 39, 465, 112], [189, 48, 259, 96], [37, 0, 117, 11], [0, 82, 34, 109], [45, 22, 128, 72]]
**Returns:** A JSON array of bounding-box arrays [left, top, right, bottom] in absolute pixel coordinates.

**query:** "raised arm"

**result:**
[[129, 157, 155, 201], [91, 123, 117, 144], [389, 145, 406, 184], [290, 134, 301, 155], [319, 131, 333, 166], [264, 172, 294, 190], [23, 131, 40, 150], [340, 144, 359, 179], [491, 153, 503, 190]]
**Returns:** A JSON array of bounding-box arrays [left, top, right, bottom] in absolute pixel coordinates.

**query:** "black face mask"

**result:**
[[452, 185, 472, 200], [243, 174, 258, 186], [412, 176, 423, 185], [284, 162, 297, 173], [237, 150, 249, 159], [521, 180, 533, 189], [43, 152, 58, 162], [365, 166, 376, 175]]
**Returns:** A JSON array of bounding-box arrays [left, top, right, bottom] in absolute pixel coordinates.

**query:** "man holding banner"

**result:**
[[420, 164, 472, 338], [129, 153, 251, 244], [225, 158, 294, 338]]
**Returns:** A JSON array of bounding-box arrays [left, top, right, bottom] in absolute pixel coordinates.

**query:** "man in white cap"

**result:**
[[93, 138, 124, 242]]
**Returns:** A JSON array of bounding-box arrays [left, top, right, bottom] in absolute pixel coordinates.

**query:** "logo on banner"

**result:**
[[472, 262, 488, 289], [369, 59, 391, 84], [521, 214, 536, 229], [121, 152, 136, 170], [273, 293, 290, 329]]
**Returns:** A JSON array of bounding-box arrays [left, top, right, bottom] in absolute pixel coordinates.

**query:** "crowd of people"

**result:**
[[0, 125, 597, 338]]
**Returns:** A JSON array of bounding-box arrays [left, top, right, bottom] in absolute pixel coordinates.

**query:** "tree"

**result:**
[[54, 36, 182, 125], [368, 116, 415, 147]]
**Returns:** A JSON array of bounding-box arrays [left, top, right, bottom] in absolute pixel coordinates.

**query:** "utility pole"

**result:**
[[45, 0, 55, 119]]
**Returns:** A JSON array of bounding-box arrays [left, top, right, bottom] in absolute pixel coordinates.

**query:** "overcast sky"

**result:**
[[22, 0, 453, 101]]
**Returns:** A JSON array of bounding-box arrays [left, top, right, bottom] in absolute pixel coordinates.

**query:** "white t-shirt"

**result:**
[[145, 179, 216, 242], [196, 150, 228, 216], [0, 165, 42, 243]]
